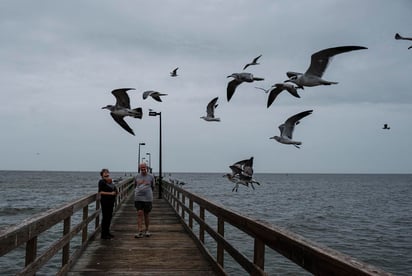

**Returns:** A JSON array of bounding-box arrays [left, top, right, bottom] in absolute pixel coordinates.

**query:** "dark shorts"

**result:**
[[134, 201, 152, 213]]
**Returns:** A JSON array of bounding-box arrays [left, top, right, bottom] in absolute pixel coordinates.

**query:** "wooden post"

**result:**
[[181, 195, 185, 219], [189, 199, 193, 229], [254, 238, 265, 270], [62, 217, 71, 266], [82, 206, 88, 244], [199, 207, 205, 243], [217, 217, 224, 267], [25, 236, 37, 267]]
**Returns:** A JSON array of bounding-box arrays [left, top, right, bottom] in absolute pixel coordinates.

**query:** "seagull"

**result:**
[[224, 157, 260, 192], [170, 67, 179, 77], [200, 97, 220, 122], [285, 46, 368, 88], [142, 90, 168, 102], [102, 88, 143, 136], [267, 83, 301, 108], [395, 33, 412, 49], [227, 73, 264, 102], [383, 124, 390, 130], [270, 110, 313, 148], [243, 54, 262, 70]]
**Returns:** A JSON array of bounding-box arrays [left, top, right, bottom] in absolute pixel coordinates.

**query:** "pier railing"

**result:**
[[0, 177, 135, 276], [162, 181, 391, 276]]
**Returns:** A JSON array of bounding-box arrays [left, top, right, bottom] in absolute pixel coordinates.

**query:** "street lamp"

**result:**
[[141, 157, 146, 164], [146, 153, 151, 172], [148, 110, 162, 199], [138, 142, 146, 172]]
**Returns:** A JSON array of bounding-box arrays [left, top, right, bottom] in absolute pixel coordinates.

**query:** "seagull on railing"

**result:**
[[285, 46, 367, 88], [243, 54, 262, 70], [142, 90, 168, 102], [200, 97, 220, 122], [395, 33, 412, 49], [102, 88, 142, 136], [270, 110, 313, 148], [227, 73, 264, 102]]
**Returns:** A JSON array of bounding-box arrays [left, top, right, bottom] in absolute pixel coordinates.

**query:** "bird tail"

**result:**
[[132, 107, 143, 119]]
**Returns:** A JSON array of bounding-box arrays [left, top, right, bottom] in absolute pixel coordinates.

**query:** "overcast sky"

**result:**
[[1, 0, 411, 173]]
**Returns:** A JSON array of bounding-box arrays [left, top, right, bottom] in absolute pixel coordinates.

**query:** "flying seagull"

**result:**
[[142, 90, 168, 102], [267, 83, 301, 108], [102, 88, 142, 136], [224, 157, 260, 192], [285, 46, 368, 88], [270, 110, 313, 148], [227, 72, 264, 102], [170, 67, 179, 77], [383, 124, 390, 130], [200, 97, 220, 122], [395, 33, 412, 49], [243, 54, 262, 70]]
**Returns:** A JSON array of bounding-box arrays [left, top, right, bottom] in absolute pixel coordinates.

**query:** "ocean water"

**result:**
[[0, 171, 411, 275]]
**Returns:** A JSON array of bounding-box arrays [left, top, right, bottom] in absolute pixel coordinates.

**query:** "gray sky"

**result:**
[[1, 0, 411, 173]]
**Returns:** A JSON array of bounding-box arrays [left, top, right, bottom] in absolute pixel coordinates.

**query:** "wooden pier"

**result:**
[[0, 178, 393, 275], [68, 193, 215, 275]]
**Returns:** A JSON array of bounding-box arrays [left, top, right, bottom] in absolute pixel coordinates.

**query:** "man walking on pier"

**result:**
[[134, 163, 155, 238]]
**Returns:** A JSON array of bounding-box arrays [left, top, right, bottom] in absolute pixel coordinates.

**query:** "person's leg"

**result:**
[[101, 203, 111, 238], [143, 202, 152, 236], [134, 201, 145, 238]]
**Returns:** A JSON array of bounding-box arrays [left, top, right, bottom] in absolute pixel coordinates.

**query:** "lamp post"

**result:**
[[138, 142, 146, 172], [148, 110, 162, 199], [141, 157, 146, 164], [146, 153, 151, 172]]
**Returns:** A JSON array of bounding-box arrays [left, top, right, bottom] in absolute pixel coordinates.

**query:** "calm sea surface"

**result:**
[[0, 171, 411, 275]]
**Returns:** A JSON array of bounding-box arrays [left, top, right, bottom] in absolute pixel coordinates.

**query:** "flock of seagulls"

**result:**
[[101, 33, 408, 191]]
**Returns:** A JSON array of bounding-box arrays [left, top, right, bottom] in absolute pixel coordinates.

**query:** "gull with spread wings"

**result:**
[[200, 97, 220, 122], [102, 88, 142, 136], [227, 73, 264, 102], [142, 90, 168, 102], [270, 110, 313, 148], [224, 157, 260, 192], [285, 46, 367, 88], [243, 54, 262, 70]]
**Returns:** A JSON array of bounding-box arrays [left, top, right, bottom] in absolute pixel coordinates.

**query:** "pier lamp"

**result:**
[[146, 153, 151, 172], [138, 142, 146, 172], [148, 110, 162, 199]]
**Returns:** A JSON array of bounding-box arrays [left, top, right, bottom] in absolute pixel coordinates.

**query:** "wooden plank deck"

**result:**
[[68, 193, 216, 275]]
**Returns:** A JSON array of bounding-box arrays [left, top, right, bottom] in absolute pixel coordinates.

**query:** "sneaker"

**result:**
[[134, 232, 144, 238], [144, 231, 151, 237]]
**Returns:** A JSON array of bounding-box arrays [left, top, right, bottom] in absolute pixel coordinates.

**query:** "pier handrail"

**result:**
[[162, 181, 392, 276], [0, 177, 135, 276]]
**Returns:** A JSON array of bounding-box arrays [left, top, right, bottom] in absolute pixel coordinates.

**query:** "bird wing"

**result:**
[[227, 79, 242, 101], [151, 94, 163, 102], [267, 86, 283, 108], [206, 97, 218, 117], [283, 110, 313, 138], [252, 54, 262, 63], [110, 113, 135, 135], [112, 88, 135, 109], [305, 46, 367, 77], [395, 33, 412, 41], [286, 71, 302, 79], [142, 90, 151, 100]]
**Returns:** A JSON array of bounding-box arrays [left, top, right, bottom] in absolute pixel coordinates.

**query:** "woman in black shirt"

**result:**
[[98, 168, 117, 239]]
